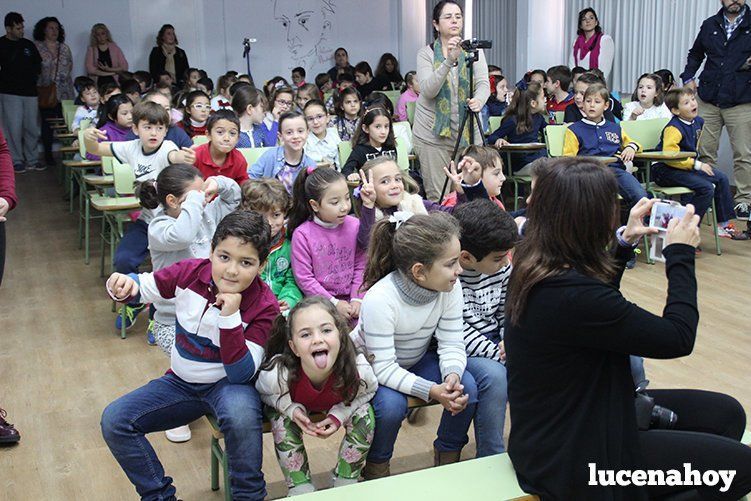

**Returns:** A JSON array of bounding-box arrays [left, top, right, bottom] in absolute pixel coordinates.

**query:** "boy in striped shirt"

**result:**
[[453, 199, 518, 456]]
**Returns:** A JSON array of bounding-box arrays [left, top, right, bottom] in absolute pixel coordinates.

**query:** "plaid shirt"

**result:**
[[724, 11, 745, 38]]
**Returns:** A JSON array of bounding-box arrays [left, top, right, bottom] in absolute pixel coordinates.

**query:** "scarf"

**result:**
[[162, 44, 176, 80], [432, 38, 470, 147], [573, 32, 602, 69]]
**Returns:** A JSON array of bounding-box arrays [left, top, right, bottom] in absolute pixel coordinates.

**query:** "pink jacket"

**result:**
[[85, 42, 129, 82]]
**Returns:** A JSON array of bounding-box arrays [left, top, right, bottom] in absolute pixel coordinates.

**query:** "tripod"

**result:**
[[242, 38, 255, 86], [438, 47, 486, 202]]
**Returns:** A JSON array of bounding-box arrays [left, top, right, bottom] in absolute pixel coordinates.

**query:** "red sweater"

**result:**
[[289, 371, 346, 416], [193, 143, 249, 185], [0, 130, 17, 211]]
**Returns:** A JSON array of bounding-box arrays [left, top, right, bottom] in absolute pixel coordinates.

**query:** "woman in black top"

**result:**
[[505, 158, 751, 500], [148, 24, 189, 88]]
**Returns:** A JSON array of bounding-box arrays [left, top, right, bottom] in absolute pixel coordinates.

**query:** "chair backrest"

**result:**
[[395, 137, 409, 171], [544, 124, 569, 157], [406, 101, 416, 125], [323, 90, 333, 103], [381, 90, 401, 111], [338, 141, 353, 165], [488, 116, 502, 134], [112, 160, 136, 196], [101, 156, 113, 175], [78, 129, 88, 158], [620, 117, 670, 151], [192, 135, 209, 146], [553, 111, 565, 125], [238, 147, 273, 167], [62, 102, 77, 129], [392, 121, 413, 153]]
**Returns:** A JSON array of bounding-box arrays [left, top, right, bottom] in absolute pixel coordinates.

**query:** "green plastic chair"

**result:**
[[382, 90, 401, 111], [338, 141, 353, 166], [488, 116, 502, 135], [544, 124, 569, 157], [620, 117, 670, 151], [395, 137, 409, 172], [238, 147, 273, 167], [192, 135, 209, 146], [406, 101, 416, 125], [554, 111, 565, 124]]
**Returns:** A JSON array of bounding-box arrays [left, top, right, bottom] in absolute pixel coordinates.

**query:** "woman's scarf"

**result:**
[[162, 44, 176, 81], [573, 32, 602, 69], [432, 38, 470, 147]]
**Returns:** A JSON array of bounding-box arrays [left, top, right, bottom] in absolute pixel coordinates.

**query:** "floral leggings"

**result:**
[[267, 403, 375, 488], [153, 321, 175, 356]]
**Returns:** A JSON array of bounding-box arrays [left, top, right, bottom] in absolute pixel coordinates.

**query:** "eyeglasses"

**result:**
[[305, 114, 327, 123], [191, 103, 210, 110], [276, 99, 293, 107]]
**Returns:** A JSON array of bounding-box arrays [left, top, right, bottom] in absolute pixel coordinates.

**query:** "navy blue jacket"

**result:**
[[681, 6, 751, 108], [488, 114, 548, 171]]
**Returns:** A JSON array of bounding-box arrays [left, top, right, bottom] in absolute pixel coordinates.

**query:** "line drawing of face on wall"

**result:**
[[273, 0, 335, 69]]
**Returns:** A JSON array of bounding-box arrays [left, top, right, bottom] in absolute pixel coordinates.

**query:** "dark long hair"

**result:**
[[181, 90, 210, 136], [287, 166, 346, 236], [576, 8, 603, 35], [630, 73, 665, 106], [33, 17, 65, 42], [375, 53, 402, 81], [262, 296, 363, 406], [156, 24, 178, 46], [134, 164, 201, 210], [502, 82, 544, 135], [96, 94, 133, 128], [506, 158, 619, 326], [351, 107, 396, 149]]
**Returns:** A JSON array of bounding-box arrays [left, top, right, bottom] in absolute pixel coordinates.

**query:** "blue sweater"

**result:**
[[563, 119, 640, 169], [487, 114, 548, 171], [655, 115, 704, 171]]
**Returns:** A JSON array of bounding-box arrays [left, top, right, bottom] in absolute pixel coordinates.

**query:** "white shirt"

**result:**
[[622, 101, 672, 121], [305, 127, 342, 170], [569, 34, 615, 81]]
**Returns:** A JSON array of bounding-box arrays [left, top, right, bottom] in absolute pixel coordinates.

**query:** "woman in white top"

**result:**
[[569, 8, 615, 82]]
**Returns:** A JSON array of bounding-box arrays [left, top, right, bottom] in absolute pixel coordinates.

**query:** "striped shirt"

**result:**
[[459, 265, 511, 361], [353, 271, 467, 402]]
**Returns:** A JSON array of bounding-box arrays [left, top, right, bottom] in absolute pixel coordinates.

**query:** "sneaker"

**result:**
[[31, 163, 47, 171], [13, 164, 26, 174], [115, 303, 148, 331], [718, 224, 749, 240], [625, 256, 637, 270], [0, 408, 20, 444], [165, 424, 191, 443], [734, 202, 750, 221], [146, 319, 156, 346]]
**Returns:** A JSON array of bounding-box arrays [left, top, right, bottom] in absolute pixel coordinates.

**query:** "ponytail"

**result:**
[[134, 164, 202, 210], [134, 179, 160, 209], [362, 218, 398, 290]]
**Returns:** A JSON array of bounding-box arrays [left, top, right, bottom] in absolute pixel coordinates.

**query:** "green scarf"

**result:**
[[432, 38, 470, 147]]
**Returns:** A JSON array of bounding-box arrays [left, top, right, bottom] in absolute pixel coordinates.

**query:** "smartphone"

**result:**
[[648, 200, 687, 231]]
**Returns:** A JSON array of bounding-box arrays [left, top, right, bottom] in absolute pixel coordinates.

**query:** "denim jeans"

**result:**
[[114, 219, 149, 274], [652, 164, 736, 222], [101, 373, 265, 500], [466, 356, 508, 456], [610, 166, 649, 208], [367, 350, 478, 463]]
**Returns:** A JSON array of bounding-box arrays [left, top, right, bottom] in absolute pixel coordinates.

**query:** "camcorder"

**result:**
[[460, 38, 492, 51]]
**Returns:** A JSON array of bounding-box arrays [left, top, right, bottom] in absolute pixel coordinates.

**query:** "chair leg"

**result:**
[[222, 448, 231, 501], [84, 197, 91, 265], [711, 200, 721, 256], [210, 437, 220, 491]]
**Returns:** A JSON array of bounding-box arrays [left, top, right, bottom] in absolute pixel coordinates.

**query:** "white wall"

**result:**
[[516, 0, 565, 74]]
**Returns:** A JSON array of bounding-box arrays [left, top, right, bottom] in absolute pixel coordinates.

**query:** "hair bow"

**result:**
[[306, 165, 316, 175], [388, 211, 413, 229]]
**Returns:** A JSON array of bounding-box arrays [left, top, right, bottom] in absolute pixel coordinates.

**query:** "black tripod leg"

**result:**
[[439, 110, 470, 202]]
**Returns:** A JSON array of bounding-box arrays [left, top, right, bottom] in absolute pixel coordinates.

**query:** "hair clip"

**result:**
[[352, 186, 361, 199], [388, 211, 413, 229], [306, 165, 316, 175]]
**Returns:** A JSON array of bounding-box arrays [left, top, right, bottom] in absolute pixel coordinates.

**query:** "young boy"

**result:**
[[563, 72, 617, 124], [124, 90, 193, 148], [72, 82, 101, 133], [101, 210, 279, 500], [442, 145, 506, 210], [211, 74, 237, 111], [652, 88, 747, 240], [84, 101, 197, 330], [120, 79, 141, 105], [544, 65, 574, 119], [563, 84, 646, 208], [193, 109, 249, 186], [453, 199, 518, 457], [291, 66, 306, 87], [241, 178, 302, 312]]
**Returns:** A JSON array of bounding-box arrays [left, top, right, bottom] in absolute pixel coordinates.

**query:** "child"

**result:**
[[395, 71, 419, 122], [291, 66, 306, 87], [256, 297, 377, 495], [342, 107, 396, 181], [288, 167, 366, 321], [237, 74, 252, 85], [654, 69, 675, 92], [304, 99, 341, 171], [133, 70, 152, 93], [124, 90, 193, 149], [73, 76, 95, 105], [178, 90, 210, 138], [571, 66, 586, 85], [563, 72, 617, 123], [652, 88, 746, 240], [488, 82, 548, 174], [453, 199, 518, 456], [295, 83, 318, 112], [353, 61, 387, 99], [241, 178, 302, 311], [196, 76, 214, 96], [486, 74, 510, 117], [315, 72, 333, 96], [249, 111, 317, 194], [232, 85, 268, 148], [101, 210, 278, 500], [84, 101, 196, 330], [193, 109, 248, 186], [98, 81, 121, 106], [120, 79, 141, 105], [563, 84, 646, 208], [260, 86, 295, 146], [544, 65, 574, 117], [211, 74, 237, 111], [182, 67, 201, 91], [331, 86, 361, 142], [86, 94, 133, 161], [326, 73, 356, 116], [623, 73, 671, 121], [72, 82, 101, 133], [353, 212, 478, 479], [440, 146, 506, 209]]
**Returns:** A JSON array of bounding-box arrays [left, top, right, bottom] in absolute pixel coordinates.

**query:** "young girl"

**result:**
[[288, 167, 366, 321], [342, 107, 397, 181], [353, 212, 478, 479], [488, 82, 548, 174], [295, 83, 319, 112], [248, 111, 317, 194], [177, 90, 210, 138], [193, 110, 249, 186], [232, 85, 268, 148], [304, 99, 342, 171], [134, 164, 241, 442], [86, 94, 133, 161], [210, 74, 237, 111], [182, 67, 201, 91], [256, 297, 377, 495], [332, 87, 361, 142], [623, 73, 671, 121], [395, 71, 419, 122], [654, 68, 676, 93], [260, 86, 295, 146]]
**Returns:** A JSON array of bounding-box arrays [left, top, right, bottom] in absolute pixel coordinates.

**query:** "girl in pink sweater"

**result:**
[[289, 167, 366, 322]]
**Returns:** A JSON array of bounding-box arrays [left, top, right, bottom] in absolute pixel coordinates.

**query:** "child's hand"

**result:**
[[335, 300, 352, 319], [178, 145, 198, 165], [358, 169, 377, 209], [278, 300, 289, 312], [494, 138, 510, 148], [458, 156, 482, 186], [699, 162, 714, 176], [630, 106, 644, 120], [349, 300, 361, 319], [618, 145, 636, 163], [314, 417, 341, 438], [202, 177, 219, 202], [71, 139, 80, 148], [106, 272, 139, 303], [84, 127, 107, 143], [292, 408, 319, 437], [442, 161, 465, 195], [346, 172, 360, 183], [430, 374, 468, 416], [215, 292, 242, 316], [498, 340, 506, 362]]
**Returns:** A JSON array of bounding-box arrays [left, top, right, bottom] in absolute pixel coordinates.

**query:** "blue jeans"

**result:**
[[101, 373, 265, 500], [466, 356, 507, 456], [367, 350, 478, 463], [611, 166, 649, 208], [652, 164, 735, 222], [114, 219, 149, 274]]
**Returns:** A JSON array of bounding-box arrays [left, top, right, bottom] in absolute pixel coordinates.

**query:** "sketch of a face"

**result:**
[[273, 0, 333, 64]]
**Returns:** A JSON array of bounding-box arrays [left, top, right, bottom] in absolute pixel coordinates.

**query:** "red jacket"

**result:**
[[0, 129, 17, 211]]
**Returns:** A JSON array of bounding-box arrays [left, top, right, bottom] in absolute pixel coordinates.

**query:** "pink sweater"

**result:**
[[85, 43, 129, 82], [290, 216, 366, 301]]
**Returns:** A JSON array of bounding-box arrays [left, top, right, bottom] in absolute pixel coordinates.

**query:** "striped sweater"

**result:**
[[459, 264, 511, 361], [352, 271, 466, 402]]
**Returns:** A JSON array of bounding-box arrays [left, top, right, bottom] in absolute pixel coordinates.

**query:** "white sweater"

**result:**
[[622, 101, 672, 121], [569, 34, 615, 81], [352, 271, 467, 402]]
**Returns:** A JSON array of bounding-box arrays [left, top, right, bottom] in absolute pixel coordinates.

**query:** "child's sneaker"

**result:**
[[165, 424, 191, 443], [734, 202, 750, 221], [115, 303, 147, 331], [146, 319, 156, 346], [718, 224, 749, 240], [13, 164, 26, 174]]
